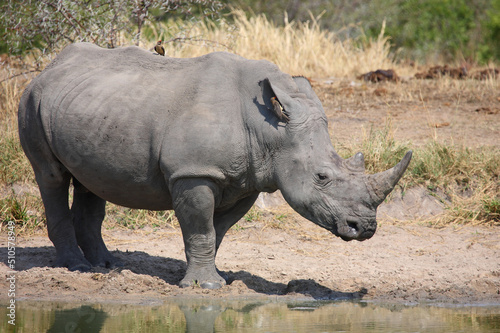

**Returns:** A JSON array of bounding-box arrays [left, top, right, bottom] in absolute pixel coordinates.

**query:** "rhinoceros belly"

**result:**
[[45, 90, 173, 209]]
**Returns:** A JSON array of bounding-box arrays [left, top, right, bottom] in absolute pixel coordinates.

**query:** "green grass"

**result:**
[[244, 207, 262, 223], [409, 144, 498, 226], [1, 193, 28, 222], [0, 190, 45, 233], [338, 121, 499, 190]]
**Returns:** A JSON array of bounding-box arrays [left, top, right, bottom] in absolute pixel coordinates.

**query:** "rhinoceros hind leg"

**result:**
[[214, 193, 260, 252], [71, 179, 123, 268], [37, 173, 92, 271], [19, 98, 92, 271]]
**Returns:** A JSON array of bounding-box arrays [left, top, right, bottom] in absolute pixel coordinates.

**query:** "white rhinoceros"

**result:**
[[18, 43, 412, 289]]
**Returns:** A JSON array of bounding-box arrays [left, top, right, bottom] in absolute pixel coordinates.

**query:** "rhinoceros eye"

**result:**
[[315, 169, 334, 186], [317, 173, 328, 181], [316, 173, 333, 187]]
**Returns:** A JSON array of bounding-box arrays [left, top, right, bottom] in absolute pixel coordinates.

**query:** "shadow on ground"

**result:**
[[2, 246, 367, 300]]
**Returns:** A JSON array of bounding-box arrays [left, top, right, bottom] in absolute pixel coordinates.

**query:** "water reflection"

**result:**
[[179, 302, 225, 333], [1, 299, 499, 332], [47, 305, 107, 333]]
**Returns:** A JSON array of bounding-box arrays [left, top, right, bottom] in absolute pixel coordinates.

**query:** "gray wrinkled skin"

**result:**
[[18, 43, 412, 289]]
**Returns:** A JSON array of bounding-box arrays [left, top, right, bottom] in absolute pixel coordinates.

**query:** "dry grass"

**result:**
[[105, 205, 179, 230], [0, 12, 498, 232], [429, 185, 499, 227], [0, 80, 32, 183], [144, 10, 394, 78]]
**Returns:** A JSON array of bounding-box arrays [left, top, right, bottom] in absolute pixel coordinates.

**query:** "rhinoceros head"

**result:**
[[263, 76, 412, 241]]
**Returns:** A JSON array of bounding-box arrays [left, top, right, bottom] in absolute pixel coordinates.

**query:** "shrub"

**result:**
[[0, 0, 224, 68]]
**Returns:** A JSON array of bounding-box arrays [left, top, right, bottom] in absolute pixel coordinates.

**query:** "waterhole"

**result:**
[[1, 299, 499, 332]]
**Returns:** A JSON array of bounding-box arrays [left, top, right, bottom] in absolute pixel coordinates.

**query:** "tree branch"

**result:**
[[0, 69, 42, 83]]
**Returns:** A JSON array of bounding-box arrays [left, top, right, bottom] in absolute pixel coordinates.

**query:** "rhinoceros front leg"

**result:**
[[172, 178, 225, 289]]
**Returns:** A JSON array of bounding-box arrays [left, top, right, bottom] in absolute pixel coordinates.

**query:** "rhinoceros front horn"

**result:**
[[367, 150, 413, 205]]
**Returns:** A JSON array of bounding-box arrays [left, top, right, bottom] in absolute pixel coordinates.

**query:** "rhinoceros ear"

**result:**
[[262, 78, 299, 123], [292, 76, 313, 95], [293, 76, 322, 106]]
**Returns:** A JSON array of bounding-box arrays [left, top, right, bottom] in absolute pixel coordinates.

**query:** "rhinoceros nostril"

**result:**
[[347, 220, 359, 234]]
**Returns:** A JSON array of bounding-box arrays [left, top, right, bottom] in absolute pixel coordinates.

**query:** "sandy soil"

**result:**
[[1, 77, 499, 305], [1, 217, 499, 304], [313, 77, 500, 148]]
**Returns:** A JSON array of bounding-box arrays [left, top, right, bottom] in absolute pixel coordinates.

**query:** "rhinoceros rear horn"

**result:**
[[368, 150, 413, 204], [345, 152, 365, 172]]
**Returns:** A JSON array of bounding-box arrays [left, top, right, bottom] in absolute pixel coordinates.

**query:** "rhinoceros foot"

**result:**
[[81, 244, 124, 269], [56, 254, 92, 272], [86, 252, 124, 269], [179, 266, 227, 289]]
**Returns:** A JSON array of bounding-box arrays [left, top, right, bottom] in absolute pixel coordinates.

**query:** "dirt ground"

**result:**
[[1, 76, 499, 305], [2, 219, 499, 304], [313, 76, 500, 148]]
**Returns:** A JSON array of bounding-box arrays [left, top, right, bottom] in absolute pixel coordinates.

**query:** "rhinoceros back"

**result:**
[[18, 43, 281, 209]]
